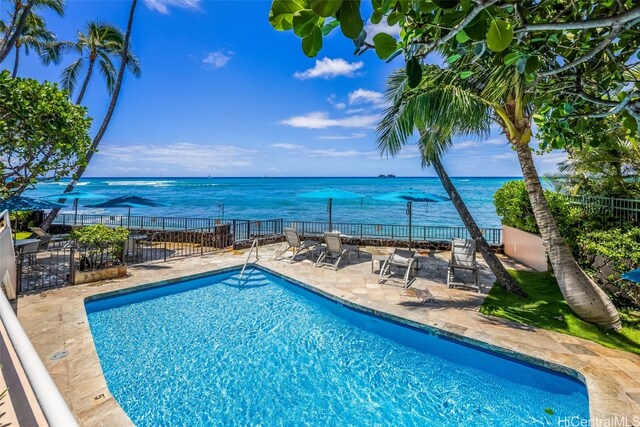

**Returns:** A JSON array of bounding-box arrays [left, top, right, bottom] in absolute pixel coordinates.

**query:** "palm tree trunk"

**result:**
[[41, 0, 138, 230], [513, 141, 621, 330], [12, 45, 20, 77], [432, 157, 528, 297], [0, 0, 33, 63], [75, 57, 95, 104]]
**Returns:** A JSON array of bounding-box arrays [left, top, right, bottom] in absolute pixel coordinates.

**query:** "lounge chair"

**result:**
[[275, 227, 321, 263], [315, 232, 359, 270], [447, 238, 480, 292], [378, 249, 417, 288], [16, 240, 40, 266], [37, 235, 52, 251], [29, 226, 69, 247]]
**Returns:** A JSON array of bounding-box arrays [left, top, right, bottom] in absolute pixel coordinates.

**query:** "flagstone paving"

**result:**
[[16, 244, 640, 426]]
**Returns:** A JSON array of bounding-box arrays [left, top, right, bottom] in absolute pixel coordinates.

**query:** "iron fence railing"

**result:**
[[567, 195, 640, 224], [54, 213, 233, 230], [284, 221, 502, 245]]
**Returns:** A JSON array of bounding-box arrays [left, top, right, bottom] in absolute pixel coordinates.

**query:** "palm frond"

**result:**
[[97, 52, 117, 94], [33, 0, 65, 16], [125, 51, 141, 77], [61, 57, 84, 95]]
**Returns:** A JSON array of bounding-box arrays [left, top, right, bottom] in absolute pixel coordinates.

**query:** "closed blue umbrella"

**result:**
[[298, 188, 364, 231], [85, 195, 167, 228], [46, 191, 108, 224], [374, 189, 449, 249]]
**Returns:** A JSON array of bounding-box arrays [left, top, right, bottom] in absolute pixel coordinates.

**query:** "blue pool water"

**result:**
[[86, 268, 589, 426]]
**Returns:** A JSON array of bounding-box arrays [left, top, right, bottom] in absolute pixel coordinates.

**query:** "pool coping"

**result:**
[[85, 264, 588, 387]]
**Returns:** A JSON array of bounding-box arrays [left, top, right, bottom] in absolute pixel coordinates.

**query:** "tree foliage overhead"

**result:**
[[269, 0, 640, 147], [0, 70, 92, 198]]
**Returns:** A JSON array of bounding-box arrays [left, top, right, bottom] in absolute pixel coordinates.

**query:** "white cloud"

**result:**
[[293, 57, 364, 80], [144, 0, 200, 14], [271, 143, 377, 158], [272, 143, 303, 150], [348, 89, 386, 107], [452, 138, 505, 150], [335, 102, 346, 110], [279, 111, 379, 129], [203, 51, 232, 69], [98, 143, 254, 171], [364, 18, 400, 44], [317, 133, 367, 140], [345, 108, 366, 114], [327, 94, 346, 110]]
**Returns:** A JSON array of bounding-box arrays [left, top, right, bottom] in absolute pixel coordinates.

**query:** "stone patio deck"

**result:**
[[15, 244, 640, 426]]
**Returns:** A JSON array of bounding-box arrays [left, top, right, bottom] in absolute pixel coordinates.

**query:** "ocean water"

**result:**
[[86, 267, 589, 426], [27, 177, 518, 228]]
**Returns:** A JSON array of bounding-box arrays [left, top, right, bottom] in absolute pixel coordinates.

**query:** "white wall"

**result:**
[[502, 225, 549, 272], [0, 210, 17, 300]]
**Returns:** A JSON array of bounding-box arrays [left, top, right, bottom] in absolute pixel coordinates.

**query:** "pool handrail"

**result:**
[[0, 210, 79, 427]]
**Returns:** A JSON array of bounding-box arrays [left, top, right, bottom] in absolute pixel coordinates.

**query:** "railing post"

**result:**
[[201, 230, 204, 255], [69, 247, 75, 285]]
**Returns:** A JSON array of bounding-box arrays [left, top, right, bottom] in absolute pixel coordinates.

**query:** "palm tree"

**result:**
[[62, 20, 140, 105], [10, 12, 59, 77], [380, 64, 621, 330], [0, 0, 64, 63], [380, 69, 527, 297], [41, 0, 139, 230]]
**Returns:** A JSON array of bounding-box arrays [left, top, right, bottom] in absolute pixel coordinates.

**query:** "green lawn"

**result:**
[[15, 231, 32, 239], [480, 270, 640, 355]]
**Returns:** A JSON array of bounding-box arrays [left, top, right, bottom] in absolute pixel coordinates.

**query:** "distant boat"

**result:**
[[378, 174, 396, 178], [386, 174, 396, 178]]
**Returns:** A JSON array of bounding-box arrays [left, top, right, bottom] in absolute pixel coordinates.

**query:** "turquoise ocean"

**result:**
[[27, 177, 518, 228]]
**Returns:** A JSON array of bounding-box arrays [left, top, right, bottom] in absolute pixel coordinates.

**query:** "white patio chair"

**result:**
[[275, 227, 321, 263], [447, 238, 480, 292], [378, 249, 417, 288], [315, 232, 359, 270]]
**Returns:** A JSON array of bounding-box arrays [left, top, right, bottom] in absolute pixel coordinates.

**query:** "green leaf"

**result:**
[[311, 0, 342, 17], [370, 10, 382, 24], [460, 70, 474, 79], [406, 57, 422, 88], [563, 103, 574, 114], [321, 19, 340, 36], [516, 56, 527, 74], [338, 0, 363, 39], [373, 33, 397, 60], [447, 53, 461, 64], [503, 52, 519, 65], [486, 19, 513, 52], [544, 408, 554, 415], [302, 25, 323, 56], [432, 0, 459, 9], [464, 12, 488, 40], [293, 9, 322, 38], [269, 0, 306, 31], [455, 29, 470, 43], [525, 55, 540, 74]]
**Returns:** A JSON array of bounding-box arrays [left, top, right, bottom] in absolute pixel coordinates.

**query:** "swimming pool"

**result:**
[[86, 267, 589, 426]]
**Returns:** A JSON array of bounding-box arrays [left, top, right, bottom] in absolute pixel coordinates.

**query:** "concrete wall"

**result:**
[[502, 225, 548, 272]]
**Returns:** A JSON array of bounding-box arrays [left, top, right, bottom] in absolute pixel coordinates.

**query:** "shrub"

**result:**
[[493, 180, 577, 235], [579, 228, 640, 308], [71, 224, 129, 247], [71, 225, 129, 271]]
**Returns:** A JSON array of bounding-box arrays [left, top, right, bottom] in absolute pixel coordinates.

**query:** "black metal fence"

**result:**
[[284, 221, 502, 245], [567, 195, 640, 224]]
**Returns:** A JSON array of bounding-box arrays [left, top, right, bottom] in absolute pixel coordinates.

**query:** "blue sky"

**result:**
[[8, 0, 566, 177]]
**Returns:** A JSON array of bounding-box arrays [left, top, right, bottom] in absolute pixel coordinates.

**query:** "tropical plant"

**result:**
[[0, 70, 92, 198], [0, 0, 65, 63], [268, 0, 634, 330], [556, 131, 640, 199], [62, 20, 141, 105], [72, 224, 129, 271], [42, 0, 139, 230], [380, 69, 526, 296]]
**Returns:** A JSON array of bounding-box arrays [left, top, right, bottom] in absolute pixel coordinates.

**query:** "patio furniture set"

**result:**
[[275, 227, 481, 292]]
